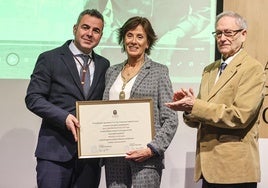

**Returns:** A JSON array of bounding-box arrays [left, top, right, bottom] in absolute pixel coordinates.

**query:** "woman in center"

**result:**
[[103, 16, 178, 187]]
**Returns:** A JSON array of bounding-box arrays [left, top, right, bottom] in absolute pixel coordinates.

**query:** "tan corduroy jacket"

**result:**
[[184, 50, 266, 184]]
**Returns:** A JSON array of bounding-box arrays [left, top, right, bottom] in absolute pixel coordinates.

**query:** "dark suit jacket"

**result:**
[[25, 40, 110, 162]]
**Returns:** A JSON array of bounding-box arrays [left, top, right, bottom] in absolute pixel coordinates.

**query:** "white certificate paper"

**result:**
[[76, 98, 154, 158]]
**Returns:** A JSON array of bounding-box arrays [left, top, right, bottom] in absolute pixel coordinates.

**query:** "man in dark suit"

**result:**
[[25, 9, 110, 188]]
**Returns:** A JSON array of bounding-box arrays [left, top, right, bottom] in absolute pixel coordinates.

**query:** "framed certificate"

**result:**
[[76, 98, 155, 158]]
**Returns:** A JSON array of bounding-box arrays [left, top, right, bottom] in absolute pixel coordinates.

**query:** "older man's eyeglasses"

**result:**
[[212, 29, 243, 38]]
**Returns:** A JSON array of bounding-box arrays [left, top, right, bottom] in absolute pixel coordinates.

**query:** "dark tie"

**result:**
[[219, 62, 227, 76], [78, 54, 91, 98]]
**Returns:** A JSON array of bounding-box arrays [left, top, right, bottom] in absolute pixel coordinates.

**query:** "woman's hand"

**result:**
[[125, 147, 154, 162]]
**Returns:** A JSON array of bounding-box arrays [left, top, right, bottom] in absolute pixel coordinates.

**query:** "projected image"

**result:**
[[85, 0, 216, 83], [0, 0, 216, 82], [0, 1, 83, 79]]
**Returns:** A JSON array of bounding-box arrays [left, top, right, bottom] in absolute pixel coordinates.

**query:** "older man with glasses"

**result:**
[[166, 11, 265, 188]]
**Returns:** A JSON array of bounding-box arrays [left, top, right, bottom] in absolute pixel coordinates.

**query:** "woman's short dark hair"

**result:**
[[117, 16, 158, 55]]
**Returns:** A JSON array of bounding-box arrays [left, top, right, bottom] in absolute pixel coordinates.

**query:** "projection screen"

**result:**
[[0, 0, 217, 82]]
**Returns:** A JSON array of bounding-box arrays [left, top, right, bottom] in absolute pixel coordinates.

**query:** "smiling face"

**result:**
[[73, 14, 103, 54], [124, 25, 149, 59], [216, 16, 247, 59]]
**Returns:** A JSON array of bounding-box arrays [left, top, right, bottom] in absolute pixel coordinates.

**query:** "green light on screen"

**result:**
[[0, 0, 216, 83]]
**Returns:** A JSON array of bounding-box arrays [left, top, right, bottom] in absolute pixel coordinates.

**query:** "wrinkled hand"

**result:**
[[166, 88, 195, 112], [173, 88, 188, 101], [66, 114, 80, 142], [125, 147, 154, 162]]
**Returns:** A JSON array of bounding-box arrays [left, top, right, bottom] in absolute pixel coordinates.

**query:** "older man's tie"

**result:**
[[219, 62, 227, 76]]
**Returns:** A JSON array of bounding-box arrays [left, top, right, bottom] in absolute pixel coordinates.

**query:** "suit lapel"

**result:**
[[60, 43, 84, 98], [130, 60, 150, 97], [207, 51, 246, 101], [105, 58, 150, 99]]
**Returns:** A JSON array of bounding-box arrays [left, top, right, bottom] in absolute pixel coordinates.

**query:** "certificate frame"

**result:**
[[76, 98, 155, 159]]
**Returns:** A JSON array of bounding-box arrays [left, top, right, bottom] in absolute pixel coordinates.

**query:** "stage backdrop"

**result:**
[[1, 0, 268, 187]]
